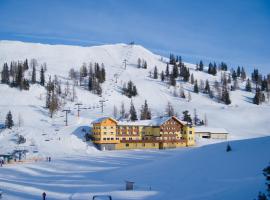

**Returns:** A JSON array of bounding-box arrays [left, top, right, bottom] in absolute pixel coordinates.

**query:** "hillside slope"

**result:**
[[0, 40, 269, 155]]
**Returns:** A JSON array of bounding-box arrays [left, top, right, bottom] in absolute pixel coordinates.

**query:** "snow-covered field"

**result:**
[[0, 41, 269, 199], [0, 136, 269, 200]]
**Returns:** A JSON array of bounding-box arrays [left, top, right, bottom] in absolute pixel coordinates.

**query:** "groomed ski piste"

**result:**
[[0, 40, 269, 199]]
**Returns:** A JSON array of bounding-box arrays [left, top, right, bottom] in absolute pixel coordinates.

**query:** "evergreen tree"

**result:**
[[256, 192, 267, 200], [237, 66, 241, 77], [88, 75, 93, 91], [182, 110, 192, 123], [194, 80, 199, 93], [220, 62, 228, 71], [5, 111, 14, 129], [165, 63, 170, 77], [232, 70, 237, 81], [169, 74, 176, 86], [40, 66, 45, 86], [1, 63, 10, 84], [208, 62, 213, 75], [137, 58, 141, 68], [263, 165, 270, 197], [226, 144, 232, 152], [190, 73, 194, 84], [101, 66, 106, 83], [245, 78, 252, 92], [16, 64, 23, 89], [153, 66, 158, 79], [23, 59, 29, 71], [140, 100, 151, 120], [204, 80, 210, 94], [172, 64, 179, 78], [253, 89, 264, 105], [222, 86, 231, 105], [212, 64, 217, 75], [199, 60, 204, 71], [31, 65, 36, 84], [240, 67, 246, 80], [160, 71, 165, 81], [129, 100, 138, 121], [123, 81, 138, 98]]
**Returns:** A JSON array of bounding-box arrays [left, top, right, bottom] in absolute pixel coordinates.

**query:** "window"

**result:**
[[107, 138, 110, 140], [111, 138, 114, 140], [126, 143, 129, 147], [189, 131, 193, 134], [103, 138, 106, 140], [116, 138, 119, 140], [152, 143, 155, 147]]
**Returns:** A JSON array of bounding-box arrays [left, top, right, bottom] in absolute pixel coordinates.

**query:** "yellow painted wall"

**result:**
[[115, 142, 159, 150], [182, 126, 195, 146]]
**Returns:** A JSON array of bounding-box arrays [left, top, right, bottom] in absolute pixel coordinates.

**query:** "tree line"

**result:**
[[1, 58, 46, 90]]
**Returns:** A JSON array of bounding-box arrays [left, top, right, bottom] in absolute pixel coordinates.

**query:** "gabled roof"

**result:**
[[195, 127, 229, 134], [91, 117, 118, 124]]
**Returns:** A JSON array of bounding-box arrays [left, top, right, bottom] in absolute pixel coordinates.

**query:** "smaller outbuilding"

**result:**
[[195, 127, 229, 139]]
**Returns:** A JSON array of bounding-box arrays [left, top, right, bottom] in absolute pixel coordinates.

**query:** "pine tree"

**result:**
[[16, 64, 23, 89], [140, 100, 151, 120], [222, 87, 231, 105], [40, 66, 45, 86], [240, 67, 246, 80], [245, 78, 252, 92], [137, 58, 141, 68], [129, 100, 138, 121], [182, 110, 192, 123], [23, 59, 29, 71], [204, 80, 210, 94], [169, 74, 176, 86], [153, 66, 158, 79], [165, 63, 170, 77], [5, 111, 14, 129], [161, 71, 165, 81], [194, 80, 199, 93], [190, 73, 194, 84], [263, 165, 270, 197], [226, 144, 232, 152], [199, 60, 204, 71], [253, 89, 262, 105], [31, 65, 36, 84], [237, 66, 241, 77], [208, 62, 213, 74], [1, 63, 10, 84], [172, 64, 179, 78]]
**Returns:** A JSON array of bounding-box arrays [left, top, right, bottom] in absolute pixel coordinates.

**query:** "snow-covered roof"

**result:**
[[118, 116, 187, 126], [195, 127, 229, 134], [91, 117, 117, 124]]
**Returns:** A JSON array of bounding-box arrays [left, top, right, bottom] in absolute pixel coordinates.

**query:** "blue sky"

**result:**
[[0, 0, 269, 73]]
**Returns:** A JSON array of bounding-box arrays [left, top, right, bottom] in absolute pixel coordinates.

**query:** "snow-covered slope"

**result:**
[[0, 136, 269, 200], [0, 40, 270, 156]]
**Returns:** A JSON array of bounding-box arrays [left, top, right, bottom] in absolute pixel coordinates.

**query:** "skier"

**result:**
[[42, 192, 46, 200]]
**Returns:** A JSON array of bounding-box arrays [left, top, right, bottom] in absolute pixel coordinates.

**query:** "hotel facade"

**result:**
[[91, 116, 195, 150]]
